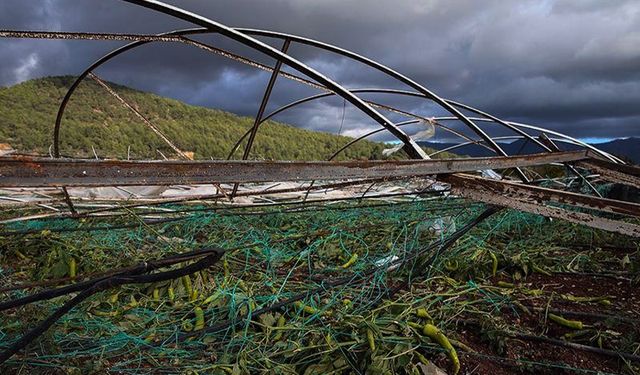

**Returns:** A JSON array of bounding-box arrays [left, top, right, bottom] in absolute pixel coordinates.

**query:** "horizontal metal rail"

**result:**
[[0, 151, 590, 187], [0, 30, 189, 42]]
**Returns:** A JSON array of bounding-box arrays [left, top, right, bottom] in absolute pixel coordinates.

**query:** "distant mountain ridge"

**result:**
[[419, 137, 640, 164]]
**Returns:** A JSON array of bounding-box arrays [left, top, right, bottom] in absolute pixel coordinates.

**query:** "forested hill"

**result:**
[[0, 76, 392, 160]]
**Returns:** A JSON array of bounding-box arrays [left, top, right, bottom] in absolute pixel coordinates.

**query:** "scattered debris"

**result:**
[[0, 2, 638, 373]]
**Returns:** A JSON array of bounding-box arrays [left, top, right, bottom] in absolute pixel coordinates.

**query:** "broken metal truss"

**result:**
[[0, 0, 637, 235]]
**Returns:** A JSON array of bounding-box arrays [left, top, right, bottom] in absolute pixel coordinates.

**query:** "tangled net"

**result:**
[[0, 1, 638, 374], [1, 192, 637, 374]]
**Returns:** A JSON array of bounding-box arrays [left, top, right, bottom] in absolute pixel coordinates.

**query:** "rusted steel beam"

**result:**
[[578, 159, 640, 189], [0, 151, 589, 188], [444, 173, 640, 218], [0, 30, 185, 42], [443, 174, 640, 237]]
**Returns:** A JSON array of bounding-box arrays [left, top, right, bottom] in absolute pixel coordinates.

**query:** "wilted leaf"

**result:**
[[50, 260, 69, 278]]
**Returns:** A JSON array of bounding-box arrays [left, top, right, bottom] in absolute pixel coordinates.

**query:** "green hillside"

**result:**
[[0, 76, 395, 160]]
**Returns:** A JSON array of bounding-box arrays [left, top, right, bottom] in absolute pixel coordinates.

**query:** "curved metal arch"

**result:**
[[428, 135, 600, 158], [440, 99, 606, 194], [251, 88, 619, 163], [434, 117, 622, 164], [327, 115, 620, 164], [429, 135, 527, 157], [56, 4, 515, 170], [246, 87, 608, 195], [327, 120, 494, 161], [52, 27, 206, 158], [227, 90, 485, 160], [116, 0, 427, 159], [54, 11, 425, 159], [55, 29, 435, 163], [49, 30, 317, 159], [233, 29, 528, 171], [233, 88, 548, 159], [52, 27, 480, 164], [263, 89, 549, 155], [53, 4, 618, 167]]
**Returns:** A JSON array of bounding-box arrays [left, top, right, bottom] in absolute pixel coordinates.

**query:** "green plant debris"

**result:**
[[0, 198, 638, 374]]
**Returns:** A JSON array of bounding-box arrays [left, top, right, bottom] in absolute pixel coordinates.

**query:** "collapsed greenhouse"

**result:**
[[1, 1, 639, 374]]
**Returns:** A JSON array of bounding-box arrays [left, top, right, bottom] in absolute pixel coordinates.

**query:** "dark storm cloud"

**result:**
[[0, 0, 639, 142]]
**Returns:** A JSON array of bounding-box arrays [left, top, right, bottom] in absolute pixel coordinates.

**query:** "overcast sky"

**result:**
[[1, 0, 639, 143]]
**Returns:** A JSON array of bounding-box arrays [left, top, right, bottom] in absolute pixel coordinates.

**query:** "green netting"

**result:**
[[0, 197, 637, 374]]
